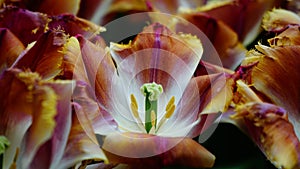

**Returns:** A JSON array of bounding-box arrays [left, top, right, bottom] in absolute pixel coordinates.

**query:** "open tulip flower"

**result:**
[[70, 22, 226, 168]]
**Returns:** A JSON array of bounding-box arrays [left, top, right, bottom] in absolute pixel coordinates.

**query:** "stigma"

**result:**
[[129, 82, 176, 134]]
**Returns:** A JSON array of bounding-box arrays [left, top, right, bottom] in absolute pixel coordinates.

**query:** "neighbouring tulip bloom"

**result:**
[[0, 6, 105, 46], [1, 69, 68, 168], [0, 66, 107, 169], [0, 8, 109, 168], [221, 9, 300, 169]]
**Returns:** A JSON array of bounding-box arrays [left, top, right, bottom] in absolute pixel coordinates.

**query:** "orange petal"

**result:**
[[262, 8, 300, 32], [233, 102, 300, 169], [245, 44, 300, 138], [14, 30, 66, 80], [103, 132, 215, 168]]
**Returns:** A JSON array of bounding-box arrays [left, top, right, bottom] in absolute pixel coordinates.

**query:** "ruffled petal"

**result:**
[[102, 132, 215, 168], [14, 30, 66, 80], [0, 69, 33, 169], [232, 102, 300, 169], [262, 8, 300, 32], [18, 75, 75, 169], [244, 43, 300, 138]]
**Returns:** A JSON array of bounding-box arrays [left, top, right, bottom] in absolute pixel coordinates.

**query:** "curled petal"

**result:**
[[263, 8, 300, 32], [103, 132, 215, 168], [246, 44, 300, 138], [232, 102, 300, 169], [268, 26, 300, 46], [0, 28, 24, 74], [14, 30, 67, 80]]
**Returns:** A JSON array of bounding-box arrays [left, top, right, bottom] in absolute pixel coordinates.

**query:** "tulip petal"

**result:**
[[232, 102, 300, 169], [103, 132, 215, 168], [0, 6, 50, 45], [262, 8, 300, 32], [110, 23, 202, 98], [193, 0, 280, 45], [244, 43, 300, 138], [73, 81, 118, 135], [178, 11, 246, 69], [17, 76, 75, 169], [48, 14, 106, 40], [0, 28, 25, 74], [14, 30, 66, 80], [0, 69, 33, 169], [66, 35, 118, 134], [2, 0, 80, 15], [0, 6, 105, 46], [57, 102, 107, 169]]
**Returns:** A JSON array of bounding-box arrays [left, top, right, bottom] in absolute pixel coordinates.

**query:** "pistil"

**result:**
[[141, 82, 163, 133]]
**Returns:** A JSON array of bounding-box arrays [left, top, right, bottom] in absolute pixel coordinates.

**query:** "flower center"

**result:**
[[130, 82, 176, 134]]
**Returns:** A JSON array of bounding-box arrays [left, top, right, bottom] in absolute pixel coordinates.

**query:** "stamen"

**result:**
[[130, 94, 138, 108], [165, 104, 175, 118], [151, 110, 156, 127], [149, 110, 157, 134], [130, 94, 147, 133], [157, 96, 176, 131], [130, 94, 139, 118], [165, 96, 175, 112]]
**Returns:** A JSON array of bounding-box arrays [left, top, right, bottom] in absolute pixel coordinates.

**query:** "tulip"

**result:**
[[222, 9, 300, 169]]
